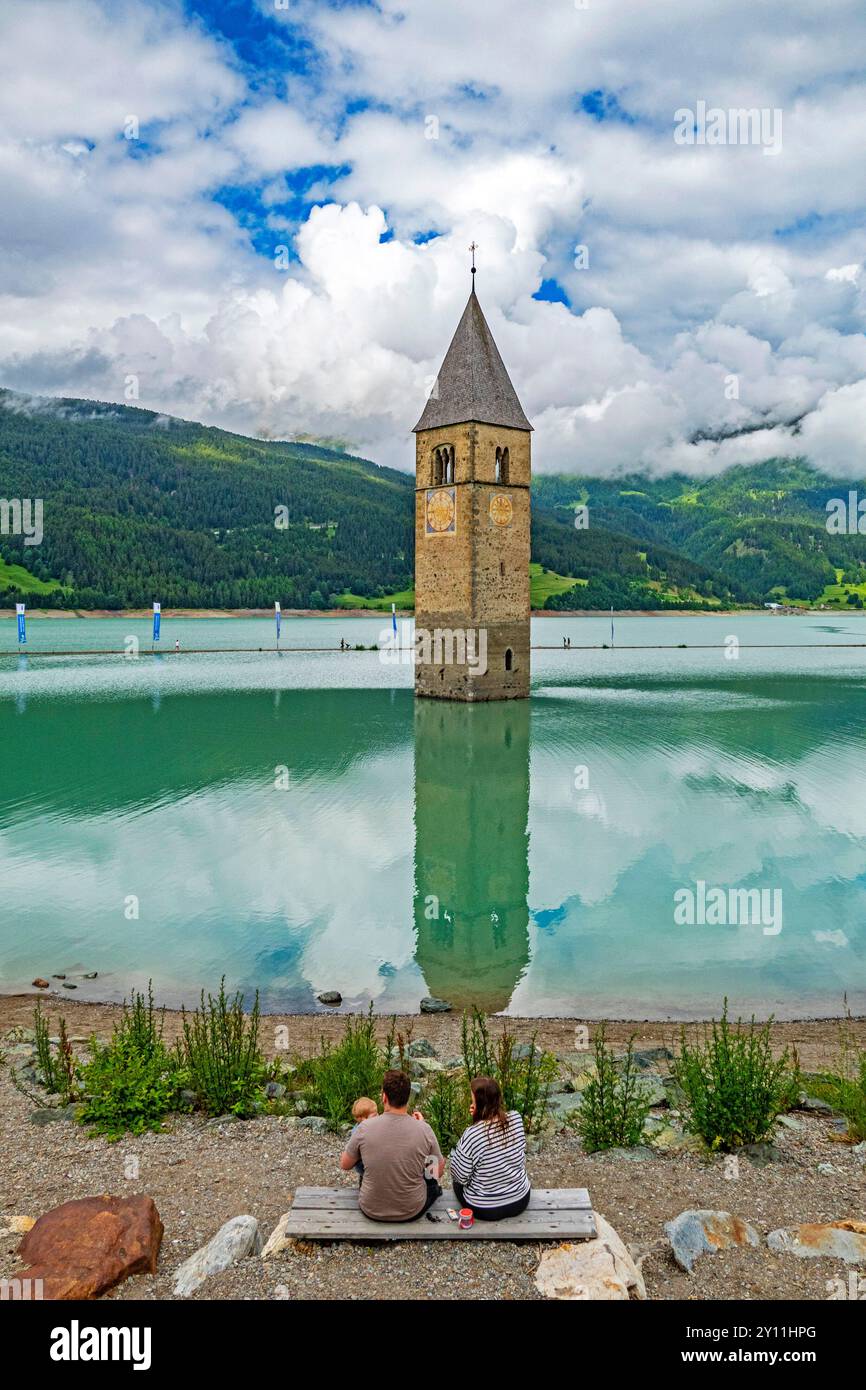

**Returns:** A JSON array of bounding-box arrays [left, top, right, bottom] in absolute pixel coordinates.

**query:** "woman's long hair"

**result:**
[[470, 1075, 509, 1140]]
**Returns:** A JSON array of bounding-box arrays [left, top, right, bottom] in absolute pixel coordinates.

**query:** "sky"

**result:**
[[0, 0, 864, 475]]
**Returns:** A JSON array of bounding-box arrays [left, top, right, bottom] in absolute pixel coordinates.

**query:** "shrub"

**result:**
[[121, 984, 165, 1060], [177, 979, 266, 1117], [810, 1014, 866, 1141], [78, 987, 180, 1140], [495, 1031, 558, 1136], [383, 1016, 413, 1073], [424, 1069, 471, 1153], [460, 1008, 557, 1136], [33, 1002, 77, 1100], [460, 1008, 496, 1079], [303, 1006, 387, 1130], [673, 1002, 796, 1152], [576, 1026, 652, 1152]]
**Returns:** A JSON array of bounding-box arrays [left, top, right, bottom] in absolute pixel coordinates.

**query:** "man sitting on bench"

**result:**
[[340, 1070, 444, 1221]]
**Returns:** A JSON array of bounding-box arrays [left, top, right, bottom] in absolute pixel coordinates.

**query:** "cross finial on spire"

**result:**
[[469, 241, 478, 279]]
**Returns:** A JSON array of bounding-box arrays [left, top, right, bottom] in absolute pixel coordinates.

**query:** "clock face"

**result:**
[[425, 486, 456, 535], [489, 492, 513, 526]]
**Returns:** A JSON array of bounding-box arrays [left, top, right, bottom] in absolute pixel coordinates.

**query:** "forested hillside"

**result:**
[[1, 390, 864, 611], [0, 392, 413, 609], [534, 462, 866, 610]]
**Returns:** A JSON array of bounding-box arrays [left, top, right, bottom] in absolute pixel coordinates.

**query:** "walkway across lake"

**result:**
[[4, 640, 866, 657]]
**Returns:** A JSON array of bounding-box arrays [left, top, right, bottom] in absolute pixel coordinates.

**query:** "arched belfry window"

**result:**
[[433, 445, 454, 486], [495, 446, 510, 485], [505, 648, 514, 671]]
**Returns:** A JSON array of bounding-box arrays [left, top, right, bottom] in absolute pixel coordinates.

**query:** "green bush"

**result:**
[[33, 1002, 77, 1100], [461, 1008, 495, 1079], [78, 987, 180, 1140], [576, 1026, 652, 1152], [382, 1017, 413, 1074], [673, 1003, 796, 1152], [303, 1006, 387, 1130], [424, 1069, 471, 1153], [809, 1015, 866, 1141], [177, 979, 266, 1117], [460, 1008, 557, 1136]]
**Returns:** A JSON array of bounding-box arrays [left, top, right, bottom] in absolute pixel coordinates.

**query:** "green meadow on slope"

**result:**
[[332, 566, 584, 612], [0, 555, 63, 596], [1, 389, 865, 611]]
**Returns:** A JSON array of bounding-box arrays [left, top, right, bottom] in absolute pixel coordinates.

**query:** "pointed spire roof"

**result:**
[[413, 288, 532, 433]]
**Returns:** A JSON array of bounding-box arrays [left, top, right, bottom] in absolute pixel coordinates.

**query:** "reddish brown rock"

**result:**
[[665, 1209, 760, 1273], [31, 978, 50, 988], [768, 1218, 866, 1264], [17, 1195, 163, 1300]]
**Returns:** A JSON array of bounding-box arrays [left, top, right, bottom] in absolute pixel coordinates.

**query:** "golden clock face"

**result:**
[[425, 487, 456, 535], [489, 492, 513, 526]]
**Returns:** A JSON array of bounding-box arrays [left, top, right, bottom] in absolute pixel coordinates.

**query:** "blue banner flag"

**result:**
[[391, 602, 397, 636], [152, 602, 161, 643], [16, 602, 26, 645], [275, 601, 281, 641]]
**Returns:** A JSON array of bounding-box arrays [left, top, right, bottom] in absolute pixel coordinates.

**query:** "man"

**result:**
[[340, 1070, 444, 1221]]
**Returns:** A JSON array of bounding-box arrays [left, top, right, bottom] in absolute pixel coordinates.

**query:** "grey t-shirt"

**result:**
[[343, 1111, 442, 1221]]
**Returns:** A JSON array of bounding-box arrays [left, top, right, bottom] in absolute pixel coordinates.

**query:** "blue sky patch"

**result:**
[[534, 278, 572, 307]]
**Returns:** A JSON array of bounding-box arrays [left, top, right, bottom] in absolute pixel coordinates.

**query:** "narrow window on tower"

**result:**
[[495, 446, 502, 484], [434, 446, 454, 486], [499, 560, 505, 578], [505, 648, 513, 671]]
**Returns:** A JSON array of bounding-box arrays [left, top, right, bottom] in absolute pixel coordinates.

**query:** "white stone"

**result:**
[[534, 1213, 647, 1300], [261, 1212, 294, 1260], [172, 1215, 262, 1296]]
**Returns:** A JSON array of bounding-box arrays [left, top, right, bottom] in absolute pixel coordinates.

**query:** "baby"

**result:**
[[350, 1096, 378, 1182]]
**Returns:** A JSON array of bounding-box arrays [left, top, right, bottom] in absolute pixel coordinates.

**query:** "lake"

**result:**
[[1, 612, 865, 1019]]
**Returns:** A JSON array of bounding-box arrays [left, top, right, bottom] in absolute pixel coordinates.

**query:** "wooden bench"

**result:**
[[281, 1186, 596, 1241]]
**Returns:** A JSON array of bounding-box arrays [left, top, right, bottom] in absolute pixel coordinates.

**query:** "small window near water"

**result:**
[[505, 648, 513, 671]]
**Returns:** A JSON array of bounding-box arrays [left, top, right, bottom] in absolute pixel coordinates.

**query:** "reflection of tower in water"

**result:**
[[413, 698, 530, 1012]]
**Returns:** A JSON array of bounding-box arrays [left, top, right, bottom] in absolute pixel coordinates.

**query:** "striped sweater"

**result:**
[[449, 1111, 530, 1208]]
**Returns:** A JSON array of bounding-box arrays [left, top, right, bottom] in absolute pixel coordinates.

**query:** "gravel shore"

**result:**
[[2, 997, 863, 1302]]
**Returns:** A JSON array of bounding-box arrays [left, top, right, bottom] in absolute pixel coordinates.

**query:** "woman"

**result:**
[[448, 1076, 531, 1221]]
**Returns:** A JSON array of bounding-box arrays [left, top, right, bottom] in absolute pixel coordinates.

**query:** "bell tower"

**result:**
[[413, 256, 532, 701]]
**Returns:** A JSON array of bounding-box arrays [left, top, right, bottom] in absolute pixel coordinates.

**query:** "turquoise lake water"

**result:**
[[0, 612, 864, 1018]]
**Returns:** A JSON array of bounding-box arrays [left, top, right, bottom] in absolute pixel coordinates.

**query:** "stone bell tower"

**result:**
[[413, 258, 531, 701]]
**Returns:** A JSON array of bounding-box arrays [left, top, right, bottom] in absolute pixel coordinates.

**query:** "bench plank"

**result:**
[[292, 1186, 592, 1211], [281, 1188, 596, 1241]]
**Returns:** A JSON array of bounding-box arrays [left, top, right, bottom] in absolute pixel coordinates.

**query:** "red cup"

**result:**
[[458, 1208, 474, 1230]]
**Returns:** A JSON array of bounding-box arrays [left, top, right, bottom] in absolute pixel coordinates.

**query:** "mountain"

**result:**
[[1, 389, 865, 611], [0, 391, 413, 610], [534, 463, 866, 610]]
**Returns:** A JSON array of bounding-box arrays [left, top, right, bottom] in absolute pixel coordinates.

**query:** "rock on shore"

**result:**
[[172, 1215, 262, 1297], [17, 1195, 163, 1300], [534, 1213, 647, 1300]]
